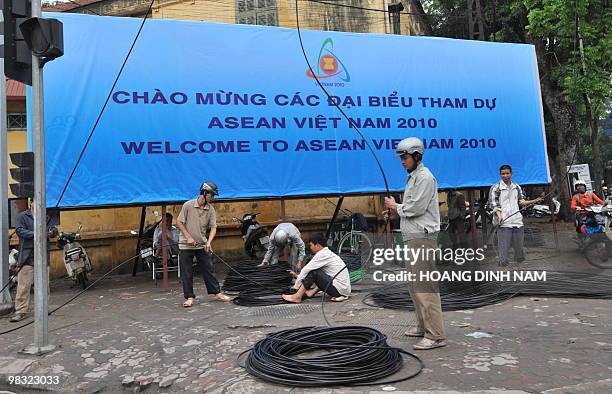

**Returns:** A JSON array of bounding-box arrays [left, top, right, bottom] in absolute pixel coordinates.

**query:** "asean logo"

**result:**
[[306, 38, 351, 82]]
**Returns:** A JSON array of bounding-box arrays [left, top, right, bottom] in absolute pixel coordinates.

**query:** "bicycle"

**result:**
[[334, 212, 374, 282]]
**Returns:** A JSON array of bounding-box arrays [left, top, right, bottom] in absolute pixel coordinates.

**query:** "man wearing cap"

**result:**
[[258, 222, 305, 271], [383, 137, 447, 350], [176, 181, 230, 307]]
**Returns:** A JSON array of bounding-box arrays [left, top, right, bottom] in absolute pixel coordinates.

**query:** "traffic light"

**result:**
[[2, 0, 32, 85], [9, 151, 34, 198], [20, 17, 63, 61]]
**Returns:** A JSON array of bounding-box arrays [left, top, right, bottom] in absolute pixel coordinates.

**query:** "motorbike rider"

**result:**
[[570, 180, 606, 234], [258, 223, 305, 271]]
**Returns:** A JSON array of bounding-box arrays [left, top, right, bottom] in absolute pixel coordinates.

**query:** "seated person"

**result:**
[[153, 213, 179, 259], [571, 181, 606, 233], [282, 233, 351, 303], [258, 222, 305, 270]]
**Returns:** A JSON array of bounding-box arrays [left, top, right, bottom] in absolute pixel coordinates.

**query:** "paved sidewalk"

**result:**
[[0, 223, 610, 393]]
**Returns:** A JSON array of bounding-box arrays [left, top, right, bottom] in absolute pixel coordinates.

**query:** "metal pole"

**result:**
[[26, 0, 54, 354], [480, 189, 488, 246], [325, 195, 344, 242], [468, 190, 477, 247], [383, 0, 391, 34], [132, 206, 146, 276], [0, 15, 12, 304], [549, 185, 559, 250], [161, 205, 168, 289]]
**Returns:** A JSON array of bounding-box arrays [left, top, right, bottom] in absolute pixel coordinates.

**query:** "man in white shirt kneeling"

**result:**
[[282, 232, 351, 303]]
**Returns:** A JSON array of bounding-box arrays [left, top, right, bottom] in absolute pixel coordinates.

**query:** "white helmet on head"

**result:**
[[273, 229, 288, 245], [395, 137, 425, 157], [574, 180, 587, 189]]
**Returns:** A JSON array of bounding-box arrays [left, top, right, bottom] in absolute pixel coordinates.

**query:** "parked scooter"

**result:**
[[527, 198, 561, 218], [57, 226, 93, 289], [232, 212, 269, 259], [135, 218, 180, 282], [7, 248, 19, 291]]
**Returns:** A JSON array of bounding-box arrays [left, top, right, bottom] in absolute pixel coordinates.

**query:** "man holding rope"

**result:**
[[384, 137, 447, 350], [489, 165, 542, 270], [176, 181, 231, 307]]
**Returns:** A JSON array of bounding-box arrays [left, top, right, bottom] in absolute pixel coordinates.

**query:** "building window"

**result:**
[[388, 2, 403, 35], [237, 0, 277, 26], [7, 113, 27, 130]]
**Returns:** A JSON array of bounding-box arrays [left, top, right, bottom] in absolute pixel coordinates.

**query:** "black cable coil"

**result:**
[[363, 271, 612, 310], [363, 281, 515, 311], [222, 261, 293, 293], [232, 287, 295, 307], [242, 326, 423, 387]]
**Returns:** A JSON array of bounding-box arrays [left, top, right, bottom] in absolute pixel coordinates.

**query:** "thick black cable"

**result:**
[[0, 273, 17, 295], [241, 326, 423, 387], [222, 261, 293, 293], [0, 237, 190, 336], [294, 0, 390, 195], [0, 251, 140, 336], [55, 0, 156, 207], [363, 271, 612, 311]]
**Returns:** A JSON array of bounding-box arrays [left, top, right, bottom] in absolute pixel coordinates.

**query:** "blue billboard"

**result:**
[[40, 13, 550, 207]]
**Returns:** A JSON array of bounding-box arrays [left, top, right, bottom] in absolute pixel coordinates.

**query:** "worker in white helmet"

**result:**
[[258, 222, 305, 271], [383, 137, 447, 350]]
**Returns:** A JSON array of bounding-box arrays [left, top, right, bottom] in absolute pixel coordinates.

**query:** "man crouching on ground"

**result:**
[[282, 233, 350, 303]]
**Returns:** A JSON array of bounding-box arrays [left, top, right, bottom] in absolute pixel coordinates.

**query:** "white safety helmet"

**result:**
[[273, 229, 289, 245], [574, 180, 587, 189], [395, 137, 425, 157]]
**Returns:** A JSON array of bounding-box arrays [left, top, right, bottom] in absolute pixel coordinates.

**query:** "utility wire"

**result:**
[[54, 0, 156, 207], [304, 0, 467, 19], [294, 0, 390, 195]]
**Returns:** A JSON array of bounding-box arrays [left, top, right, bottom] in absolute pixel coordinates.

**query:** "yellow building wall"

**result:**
[[152, 0, 236, 23], [278, 0, 389, 33]]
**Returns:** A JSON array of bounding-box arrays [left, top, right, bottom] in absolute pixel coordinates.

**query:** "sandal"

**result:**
[[214, 293, 231, 302], [183, 298, 194, 308]]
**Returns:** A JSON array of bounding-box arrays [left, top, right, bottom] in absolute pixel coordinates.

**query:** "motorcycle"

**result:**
[[573, 205, 612, 269], [232, 212, 270, 259], [136, 219, 180, 282], [7, 248, 19, 291], [57, 226, 93, 289], [526, 198, 561, 218]]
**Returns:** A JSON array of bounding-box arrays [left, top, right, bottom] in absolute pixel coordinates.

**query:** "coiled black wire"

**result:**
[[232, 287, 296, 307], [241, 326, 423, 387], [222, 261, 293, 293], [363, 271, 612, 310], [511, 271, 612, 299], [363, 281, 515, 311]]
